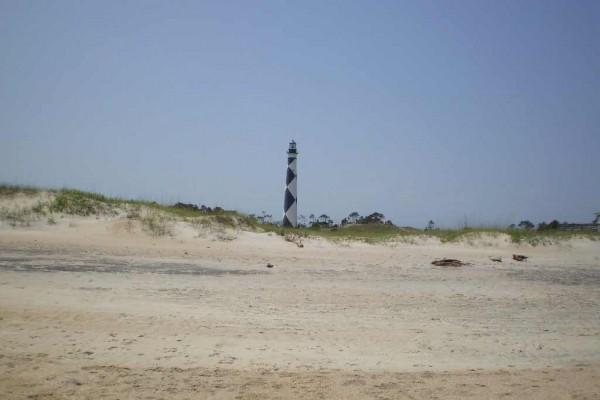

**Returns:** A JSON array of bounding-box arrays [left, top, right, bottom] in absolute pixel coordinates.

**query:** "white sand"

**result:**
[[1, 216, 599, 399]]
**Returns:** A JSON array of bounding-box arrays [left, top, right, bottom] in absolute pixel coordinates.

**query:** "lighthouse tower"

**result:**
[[283, 140, 298, 227]]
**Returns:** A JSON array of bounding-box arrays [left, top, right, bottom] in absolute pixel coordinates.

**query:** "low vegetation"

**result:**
[[0, 184, 257, 236], [1, 184, 598, 245], [140, 213, 172, 237], [0, 206, 39, 227], [261, 222, 599, 246], [0, 184, 40, 197], [49, 190, 115, 216]]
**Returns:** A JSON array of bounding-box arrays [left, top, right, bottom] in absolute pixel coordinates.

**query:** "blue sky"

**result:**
[[1, 0, 598, 227]]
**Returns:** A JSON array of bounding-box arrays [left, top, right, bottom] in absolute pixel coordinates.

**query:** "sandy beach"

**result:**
[[1, 216, 599, 399], [3, 0, 600, 396]]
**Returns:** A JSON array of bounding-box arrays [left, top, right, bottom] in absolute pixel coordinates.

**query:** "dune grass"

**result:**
[[0, 184, 259, 233], [262, 223, 599, 245], [49, 189, 113, 216], [0, 207, 37, 227], [504, 227, 599, 245], [140, 213, 172, 237], [0, 184, 40, 197], [44, 188, 256, 224], [1, 183, 598, 244]]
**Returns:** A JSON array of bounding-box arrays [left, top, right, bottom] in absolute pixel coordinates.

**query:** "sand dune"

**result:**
[[1, 216, 599, 399]]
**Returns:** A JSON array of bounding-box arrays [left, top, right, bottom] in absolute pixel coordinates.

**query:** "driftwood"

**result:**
[[266, 263, 274, 268], [490, 257, 502, 262], [512, 254, 529, 261], [283, 233, 304, 248], [431, 258, 466, 267]]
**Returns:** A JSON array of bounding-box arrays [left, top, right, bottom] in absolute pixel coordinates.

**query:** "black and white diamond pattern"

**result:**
[[283, 151, 297, 227]]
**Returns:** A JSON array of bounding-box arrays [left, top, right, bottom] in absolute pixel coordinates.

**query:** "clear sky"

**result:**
[[1, 0, 598, 228]]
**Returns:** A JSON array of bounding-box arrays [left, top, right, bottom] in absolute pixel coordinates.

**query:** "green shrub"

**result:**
[[49, 190, 108, 215], [140, 214, 171, 236], [0, 184, 40, 197], [0, 207, 37, 227]]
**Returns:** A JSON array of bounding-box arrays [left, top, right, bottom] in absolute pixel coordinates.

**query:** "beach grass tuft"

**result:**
[[0, 184, 41, 197]]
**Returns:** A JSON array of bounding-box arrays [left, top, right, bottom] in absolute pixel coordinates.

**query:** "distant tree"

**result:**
[[359, 212, 385, 224], [173, 202, 199, 212], [537, 222, 548, 230], [318, 214, 330, 223], [341, 218, 348, 226], [385, 219, 394, 226], [426, 220, 435, 231], [256, 211, 272, 224], [309, 213, 334, 229], [518, 220, 534, 230], [347, 211, 360, 224], [309, 214, 316, 224], [548, 220, 560, 230], [508, 224, 516, 229], [298, 215, 307, 227]]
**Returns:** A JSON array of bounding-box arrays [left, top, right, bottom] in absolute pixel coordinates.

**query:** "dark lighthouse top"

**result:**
[[288, 140, 297, 154]]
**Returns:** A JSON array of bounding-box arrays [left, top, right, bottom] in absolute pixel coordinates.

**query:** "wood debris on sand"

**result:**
[[283, 233, 304, 248], [512, 254, 529, 261], [431, 258, 467, 267]]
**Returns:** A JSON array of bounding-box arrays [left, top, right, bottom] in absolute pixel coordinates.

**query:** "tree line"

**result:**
[[252, 211, 394, 228], [510, 220, 570, 230]]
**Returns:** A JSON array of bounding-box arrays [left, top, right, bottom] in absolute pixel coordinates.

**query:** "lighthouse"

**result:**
[[283, 140, 298, 227]]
